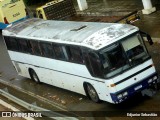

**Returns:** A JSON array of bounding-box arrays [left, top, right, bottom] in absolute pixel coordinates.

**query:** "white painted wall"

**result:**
[[77, 0, 88, 11]]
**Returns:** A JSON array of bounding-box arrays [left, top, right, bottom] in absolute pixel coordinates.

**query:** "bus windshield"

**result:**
[[99, 33, 149, 78]]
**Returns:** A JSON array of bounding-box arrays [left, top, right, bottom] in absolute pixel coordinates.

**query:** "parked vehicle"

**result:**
[[0, 0, 28, 29], [2, 18, 158, 103]]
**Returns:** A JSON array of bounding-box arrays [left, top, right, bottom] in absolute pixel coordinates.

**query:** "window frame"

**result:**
[[52, 44, 66, 60], [66, 46, 83, 64], [29, 40, 42, 56], [16, 38, 31, 53], [4, 36, 86, 65], [4, 36, 19, 51], [40, 41, 55, 58]]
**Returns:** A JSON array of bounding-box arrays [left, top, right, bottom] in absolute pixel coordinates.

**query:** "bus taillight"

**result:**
[[4, 17, 9, 24]]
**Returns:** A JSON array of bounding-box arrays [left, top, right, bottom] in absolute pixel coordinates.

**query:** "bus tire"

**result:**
[[29, 69, 40, 83], [86, 83, 100, 103]]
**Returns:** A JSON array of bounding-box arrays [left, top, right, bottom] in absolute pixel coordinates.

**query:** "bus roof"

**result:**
[[3, 18, 139, 50]]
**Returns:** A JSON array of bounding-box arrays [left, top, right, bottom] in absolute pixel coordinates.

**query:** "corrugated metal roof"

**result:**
[[3, 18, 139, 50]]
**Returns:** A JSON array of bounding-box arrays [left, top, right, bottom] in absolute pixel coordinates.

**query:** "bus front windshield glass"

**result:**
[[99, 33, 149, 78]]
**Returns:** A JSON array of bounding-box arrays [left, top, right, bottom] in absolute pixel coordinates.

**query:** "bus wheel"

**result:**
[[86, 84, 100, 103], [29, 69, 40, 83]]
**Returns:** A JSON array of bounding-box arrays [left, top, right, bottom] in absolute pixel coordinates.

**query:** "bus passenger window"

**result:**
[[88, 52, 103, 78], [30, 41, 42, 56], [66, 46, 83, 63], [4, 37, 19, 51], [40, 42, 55, 58], [17, 39, 31, 53], [53, 45, 65, 60]]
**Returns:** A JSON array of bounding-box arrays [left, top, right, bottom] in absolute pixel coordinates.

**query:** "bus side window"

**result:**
[[66, 46, 83, 63], [52, 44, 65, 60], [88, 52, 103, 78], [17, 39, 31, 53], [4, 37, 19, 51], [29, 41, 42, 56], [40, 42, 55, 58]]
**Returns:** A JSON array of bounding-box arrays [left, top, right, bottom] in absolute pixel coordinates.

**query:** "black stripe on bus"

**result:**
[[114, 65, 153, 85], [12, 60, 105, 83]]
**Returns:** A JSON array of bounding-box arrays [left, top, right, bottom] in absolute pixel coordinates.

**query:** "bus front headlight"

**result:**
[[148, 79, 152, 83], [153, 76, 157, 80], [117, 94, 122, 99], [122, 91, 128, 96]]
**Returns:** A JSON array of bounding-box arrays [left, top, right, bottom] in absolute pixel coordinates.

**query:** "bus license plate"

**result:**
[[134, 85, 142, 91]]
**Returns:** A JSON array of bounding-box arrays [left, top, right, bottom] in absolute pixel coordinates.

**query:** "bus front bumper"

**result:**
[[110, 72, 158, 104]]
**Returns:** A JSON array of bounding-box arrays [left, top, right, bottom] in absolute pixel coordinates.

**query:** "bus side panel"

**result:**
[[91, 81, 113, 103], [49, 69, 86, 94], [12, 61, 61, 87], [12, 61, 87, 95], [13, 61, 114, 103], [13, 61, 113, 102], [8, 51, 113, 102], [12, 61, 29, 77], [8, 51, 90, 94]]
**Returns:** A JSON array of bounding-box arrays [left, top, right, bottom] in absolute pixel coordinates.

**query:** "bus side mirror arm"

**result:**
[[140, 31, 153, 45]]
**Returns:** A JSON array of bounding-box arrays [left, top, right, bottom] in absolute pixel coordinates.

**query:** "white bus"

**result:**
[[2, 18, 158, 104], [0, 0, 28, 29]]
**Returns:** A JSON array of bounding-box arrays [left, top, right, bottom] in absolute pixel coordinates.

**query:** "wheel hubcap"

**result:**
[[87, 85, 97, 101], [33, 73, 38, 82]]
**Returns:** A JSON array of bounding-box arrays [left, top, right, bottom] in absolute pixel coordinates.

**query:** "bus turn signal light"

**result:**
[[110, 84, 116, 87]]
